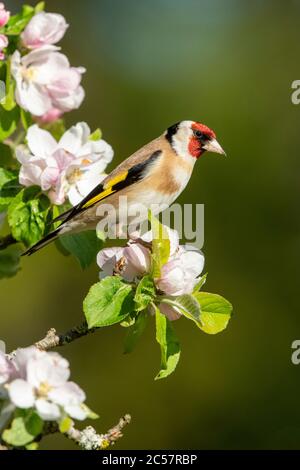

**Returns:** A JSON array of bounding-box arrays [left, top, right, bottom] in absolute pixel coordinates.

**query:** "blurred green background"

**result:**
[[2, 0, 300, 449]]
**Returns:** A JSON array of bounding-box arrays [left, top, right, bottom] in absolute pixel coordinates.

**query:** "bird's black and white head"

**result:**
[[165, 120, 225, 162]]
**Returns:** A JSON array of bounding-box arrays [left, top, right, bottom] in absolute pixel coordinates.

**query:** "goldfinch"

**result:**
[[24, 120, 225, 255]]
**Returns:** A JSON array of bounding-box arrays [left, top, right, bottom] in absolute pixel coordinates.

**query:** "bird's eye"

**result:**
[[193, 130, 204, 139]]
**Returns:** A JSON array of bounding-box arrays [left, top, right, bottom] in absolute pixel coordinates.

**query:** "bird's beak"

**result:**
[[203, 138, 226, 156]]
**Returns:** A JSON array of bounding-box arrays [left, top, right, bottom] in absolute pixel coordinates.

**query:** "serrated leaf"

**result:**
[[148, 211, 170, 278], [89, 128, 102, 141], [7, 187, 50, 247], [0, 244, 22, 279], [161, 294, 202, 327], [155, 305, 181, 380], [59, 416, 72, 433], [124, 310, 148, 354], [60, 231, 103, 269], [83, 276, 134, 328], [134, 275, 155, 312], [0, 168, 21, 209], [193, 292, 232, 334], [2, 409, 43, 447]]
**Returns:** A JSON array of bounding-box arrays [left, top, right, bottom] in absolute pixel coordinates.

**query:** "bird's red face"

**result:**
[[166, 120, 226, 161], [189, 122, 217, 158]]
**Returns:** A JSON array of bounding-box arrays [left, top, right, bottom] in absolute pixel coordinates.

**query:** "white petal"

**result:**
[[67, 185, 82, 206], [35, 398, 61, 421], [17, 82, 52, 116], [53, 85, 85, 112], [58, 122, 90, 154], [65, 404, 87, 421], [40, 167, 60, 191], [27, 124, 57, 158], [48, 381, 85, 407], [179, 248, 205, 278], [27, 354, 70, 389], [8, 379, 35, 409], [0, 352, 16, 385], [13, 346, 41, 379]]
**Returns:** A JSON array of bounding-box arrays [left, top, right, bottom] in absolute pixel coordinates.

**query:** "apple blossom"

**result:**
[[97, 228, 205, 320], [21, 12, 69, 49], [97, 242, 151, 281], [11, 46, 85, 117], [16, 122, 114, 205], [0, 3, 9, 28], [3, 347, 88, 422], [0, 351, 16, 386], [156, 245, 205, 296]]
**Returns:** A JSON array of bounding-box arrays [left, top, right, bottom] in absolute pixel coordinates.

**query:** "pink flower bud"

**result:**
[[122, 243, 151, 280], [0, 3, 10, 28], [21, 12, 68, 49], [38, 108, 63, 124]]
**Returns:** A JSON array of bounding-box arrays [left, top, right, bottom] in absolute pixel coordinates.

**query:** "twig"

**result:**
[[65, 415, 131, 450], [101, 414, 132, 447], [34, 322, 97, 351]]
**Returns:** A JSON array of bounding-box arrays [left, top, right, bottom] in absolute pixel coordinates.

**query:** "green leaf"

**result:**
[[0, 168, 21, 210], [35, 2, 45, 13], [83, 276, 134, 328], [0, 143, 14, 167], [81, 404, 99, 420], [193, 273, 208, 293], [89, 128, 102, 141], [2, 409, 43, 447], [59, 416, 72, 433], [20, 108, 33, 131], [2, 59, 16, 112], [134, 275, 155, 312], [5, 5, 35, 35], [148, 211, 170, 278], [155, 305, 181, 380], [60, 231, 103, 269], [161, 294, 202, 327], [193, 292, 233, 334], [0, 105, 19, 141], [7, 187, 50, 247], [0, 245, 22, 279], [124, 310, 148, 354], [25, 442, 39, 450]]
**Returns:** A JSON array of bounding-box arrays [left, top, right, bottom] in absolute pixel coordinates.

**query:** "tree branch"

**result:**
[[64, 414, 131, 450], [34, 322, 97, 351]]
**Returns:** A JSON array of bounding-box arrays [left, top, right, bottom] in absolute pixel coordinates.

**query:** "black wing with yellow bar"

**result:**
[[58, 150, 161, 224]]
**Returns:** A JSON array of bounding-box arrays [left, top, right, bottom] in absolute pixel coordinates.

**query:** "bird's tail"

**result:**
[[22, 226, 63, 256]]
